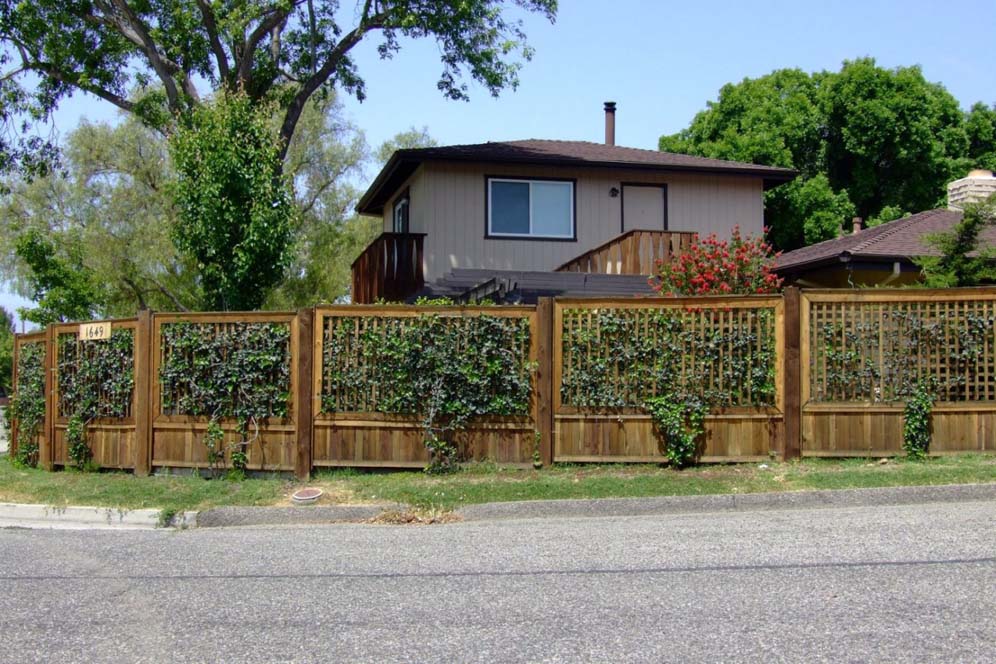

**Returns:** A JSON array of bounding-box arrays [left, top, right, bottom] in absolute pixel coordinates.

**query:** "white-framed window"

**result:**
[[393, 190, 410, 233], [487, 178, 575, 239]]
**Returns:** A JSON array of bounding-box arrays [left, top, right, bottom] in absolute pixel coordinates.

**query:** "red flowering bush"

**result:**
[[651, 227, 783, 296]]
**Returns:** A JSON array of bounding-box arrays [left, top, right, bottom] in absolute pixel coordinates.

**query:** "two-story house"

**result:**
[[352, 103, 796, 302]]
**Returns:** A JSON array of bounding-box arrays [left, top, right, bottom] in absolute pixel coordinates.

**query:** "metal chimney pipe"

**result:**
[[604, 101, 616, 146]]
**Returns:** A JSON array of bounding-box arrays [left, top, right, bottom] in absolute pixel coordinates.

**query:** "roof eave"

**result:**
[[357, 150, 798, 214]]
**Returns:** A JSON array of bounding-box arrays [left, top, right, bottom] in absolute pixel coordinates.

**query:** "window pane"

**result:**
[[531, 182, 573, 237], [490, 181, 530, 235]]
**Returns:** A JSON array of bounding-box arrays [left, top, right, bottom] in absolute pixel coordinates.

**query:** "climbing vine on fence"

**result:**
[[810, 303, 996, 403], [321, 313, 534, 472], [57, 329, 135, 469], [560, 306, 777, 466], [561, 307, 778, 409], [10, 342, 45, 467], [159, 321, 291, 468]]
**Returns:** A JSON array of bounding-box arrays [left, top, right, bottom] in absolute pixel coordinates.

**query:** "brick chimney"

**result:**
[[852, 217, 863, 234], [948, 169, 996, 209], [604, 101, 616, 146]]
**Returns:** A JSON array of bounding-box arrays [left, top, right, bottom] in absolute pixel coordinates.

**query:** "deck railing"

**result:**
[[350, 232, 427, 304], [556, 230, 695, 275]]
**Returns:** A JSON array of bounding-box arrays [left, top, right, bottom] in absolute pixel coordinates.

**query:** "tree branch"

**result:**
[[195, 0, 231, 83], [236, 7, 292, 88], [277, 14, 387, 161]]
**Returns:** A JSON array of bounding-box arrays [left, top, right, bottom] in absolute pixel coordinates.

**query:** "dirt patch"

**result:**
[[367, 508, 462, 525]]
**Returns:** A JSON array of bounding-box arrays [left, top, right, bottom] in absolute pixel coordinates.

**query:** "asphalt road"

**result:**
[[1, 500, 995, 663]]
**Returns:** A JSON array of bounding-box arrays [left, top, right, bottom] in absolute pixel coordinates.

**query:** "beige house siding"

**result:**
[[389, 161, 764, 282]]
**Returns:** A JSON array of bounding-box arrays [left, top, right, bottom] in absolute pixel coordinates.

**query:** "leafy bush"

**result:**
[[652, 227, 783, 296]]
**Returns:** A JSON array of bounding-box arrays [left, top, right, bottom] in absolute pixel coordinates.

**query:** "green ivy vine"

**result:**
[[903, 382, 935, 459], [159, 321, 291, 472], [57, 329, 135, 470], [322, 314, 534, 473], [645, 395, 706, 467], [10, 342, 46, 468], [813, 309, 996, 403]]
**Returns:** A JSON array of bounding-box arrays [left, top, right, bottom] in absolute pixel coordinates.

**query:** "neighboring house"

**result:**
[[776, 170, 996, 288], [352, 103, 795, 302]]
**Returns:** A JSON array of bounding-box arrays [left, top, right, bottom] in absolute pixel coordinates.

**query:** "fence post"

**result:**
[[133, 310, 153, 476], [41, 325, 55, 471], [535, 297, 555, 466], [295, 308, 314, 481], [9, 337, 19, 459], [783, 287, 802, 460]]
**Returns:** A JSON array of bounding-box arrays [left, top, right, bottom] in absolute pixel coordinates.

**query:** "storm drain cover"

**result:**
[[291, 488, 324, 504]]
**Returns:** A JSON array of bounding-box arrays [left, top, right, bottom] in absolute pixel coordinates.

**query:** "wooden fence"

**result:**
[[553, 296, 786, 462], [801, 289, 996, 456], [10, 288, 996, 478], [311, 305, 542, 468]]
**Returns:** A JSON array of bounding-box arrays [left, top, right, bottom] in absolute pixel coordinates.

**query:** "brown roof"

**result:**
[[358, 139, 797, 214], [774, 208, 996, 273]]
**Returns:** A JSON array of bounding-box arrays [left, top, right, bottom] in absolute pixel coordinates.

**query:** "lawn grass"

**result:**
[[311, 454, 996, 509], [0, 458, 288, 515], [2, 453, 993, 515]]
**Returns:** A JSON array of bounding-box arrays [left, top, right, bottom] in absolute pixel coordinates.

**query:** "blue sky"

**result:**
[[4, 0, 995, 327]]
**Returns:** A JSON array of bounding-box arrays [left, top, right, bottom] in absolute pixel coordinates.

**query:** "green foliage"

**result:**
[[203, 420, 227, 479], [0, 307, 13, 396], [765, 175, 857, 247], [0, 117, 199, 316], [376, 126, 438, 164], [0, 0, 555, 178], [919, 196, 996, 288], [65, 415, 93, 471], [903, 384, 935, 459], [10, 342, 45, 467], [812, 306, 996, 403], [160, 320, 291, 473], [660, 59, 994, 250], [645, 396, 706, 468], [159, 322, 291, 424], [57, 330, 134, 420], [561, 308, 777, 410], [56, 328, 134, 471], [14, 230, 100, 326], [321, 314, 534, 472], [169, 92, 294, 311], [561, 307, 776, 466]]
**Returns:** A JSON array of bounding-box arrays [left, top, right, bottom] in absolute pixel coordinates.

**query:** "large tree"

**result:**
[[0, 116, 199, 316], [1, 98, 427, 314], [660, 59, 994, 250], [0, 0, 556, 175]]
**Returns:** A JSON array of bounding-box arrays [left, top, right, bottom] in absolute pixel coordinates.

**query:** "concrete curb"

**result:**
[[195, 504, 406, 528], [0, 502, 197, 530], [4, 484, 994, 530], [455, 483, 996, 522]]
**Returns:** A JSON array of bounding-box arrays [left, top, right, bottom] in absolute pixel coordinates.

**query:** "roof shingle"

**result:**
[[774, 208, 996, 272]]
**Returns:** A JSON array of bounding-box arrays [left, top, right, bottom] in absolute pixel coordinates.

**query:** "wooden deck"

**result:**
[[556, 230, 695, 275], [350, 232, 426, 304]]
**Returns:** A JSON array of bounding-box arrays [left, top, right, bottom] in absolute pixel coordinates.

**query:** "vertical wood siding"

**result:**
[[400, 161, 763, 281]]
